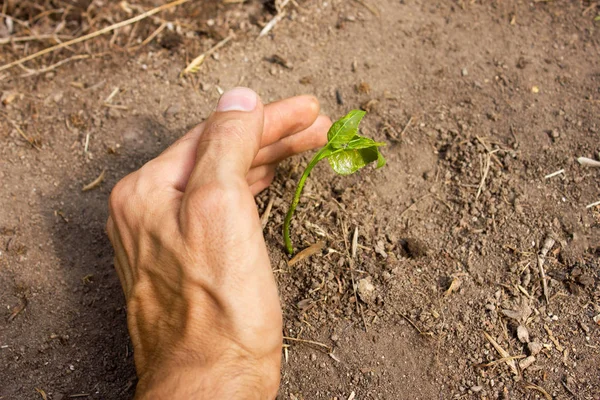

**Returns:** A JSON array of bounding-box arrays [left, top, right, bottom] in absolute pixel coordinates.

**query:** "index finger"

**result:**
[[144, 95, 323, 192]]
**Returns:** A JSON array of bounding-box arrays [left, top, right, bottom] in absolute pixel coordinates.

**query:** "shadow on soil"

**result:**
[[45, 116, 178, 398]]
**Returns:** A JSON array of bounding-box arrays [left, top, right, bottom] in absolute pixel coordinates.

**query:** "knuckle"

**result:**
[[190, 180, 246, 212], [286, 137, 300, 154], [109, 171, 154, 222], [182, 179, 250, 235], [108, 176, 132, 216], [134, 166, 156, 196]]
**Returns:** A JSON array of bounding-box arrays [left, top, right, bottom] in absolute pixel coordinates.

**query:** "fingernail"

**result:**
[[216, 87, 258, 112]]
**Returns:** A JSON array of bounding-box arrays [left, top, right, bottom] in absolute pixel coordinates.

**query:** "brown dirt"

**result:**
[[1, 0, 600, 399]]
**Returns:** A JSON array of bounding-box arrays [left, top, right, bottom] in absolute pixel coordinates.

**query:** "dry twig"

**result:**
[[35, 388, 47, 400], [476, 149, 499, 200], [586, 200, 600, 209], [399, 313, 434, 337], [544, 169, 565, 179], [353, 0, 380, 16], [260, 196, 275, 229], [0, 0, 192, 73], [104, 87, 120, 104], [0, 34, 72, 45], [399, 116, 413, 137], [9, 121, 37, 149], [475, 354, 526, 368], [82, 169, 106, 192], [7, 297, 27, 322], [130, 22, 167, 50], [258, 0, 291, 37], [18, 54, 91, 78], [346, 225, 368, 332], [283, 336, 332, 352], [538, 236, 555, 304], [482, 331, 519, 375], [524, 383, 552, 400]]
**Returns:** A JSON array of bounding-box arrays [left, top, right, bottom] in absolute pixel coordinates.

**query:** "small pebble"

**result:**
[[461, 68, 468, 76], [310, 353, 317, 361], [528, 341, 543, 356], [517, 325, 529, 343], [357, 277, 375, 303], [471, 385, 482, 393]]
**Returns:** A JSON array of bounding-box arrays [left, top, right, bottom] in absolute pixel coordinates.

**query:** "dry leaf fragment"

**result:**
[[544, 324, 564, 352], [360, 98, 379, 112], [1, 91, 19, 105], [181, 34, 234, 76], [356, 82, 371, 94], [287, 241, 325, 266], [444, 278, 461, 297], [82, 169, 106, 192], [501, 297, 532, 323], [267, 54, 293, 69], [182, 54, 206, 76]]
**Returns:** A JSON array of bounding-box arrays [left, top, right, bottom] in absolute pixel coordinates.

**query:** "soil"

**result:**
[[1, 0, 600, 399]]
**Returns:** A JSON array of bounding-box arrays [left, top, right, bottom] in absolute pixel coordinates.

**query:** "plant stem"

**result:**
[[283, 148, 328, 254]]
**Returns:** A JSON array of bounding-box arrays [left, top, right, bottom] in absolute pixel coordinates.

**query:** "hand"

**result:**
[[106, 88, 331, 399]]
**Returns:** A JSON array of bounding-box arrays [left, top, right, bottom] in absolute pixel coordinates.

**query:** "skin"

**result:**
[[106, 87, 331, 399]]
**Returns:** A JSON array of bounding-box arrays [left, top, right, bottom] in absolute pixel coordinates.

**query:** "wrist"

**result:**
[[135, 349, 281, 399]]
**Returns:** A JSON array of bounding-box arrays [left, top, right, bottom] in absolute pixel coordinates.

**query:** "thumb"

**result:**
[[185, 87, 264, 192]]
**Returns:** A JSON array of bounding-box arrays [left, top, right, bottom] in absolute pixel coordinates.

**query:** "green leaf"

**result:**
[[347, 136, 386, 150], [376, 150, 386, 168], [327, 109, 366, 148], [328, 147, 381, 175], [325, 111, 386, 175]]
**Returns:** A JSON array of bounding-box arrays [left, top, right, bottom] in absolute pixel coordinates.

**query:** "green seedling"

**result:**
[[283, 110, 386, 254]]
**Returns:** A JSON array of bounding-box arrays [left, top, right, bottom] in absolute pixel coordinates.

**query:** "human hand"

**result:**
[[106, 88, 331, 399]]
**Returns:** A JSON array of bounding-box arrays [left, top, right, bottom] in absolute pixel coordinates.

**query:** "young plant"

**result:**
[[283, 110, 386, 254]]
